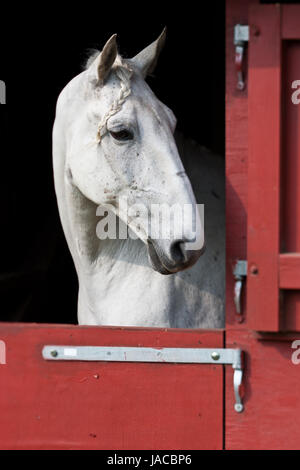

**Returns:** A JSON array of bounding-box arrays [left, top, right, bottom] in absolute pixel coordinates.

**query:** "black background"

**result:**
[[0, 2, 225, 323]]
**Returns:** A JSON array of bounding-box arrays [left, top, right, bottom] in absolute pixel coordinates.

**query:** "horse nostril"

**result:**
[[170, 240, 187, 264]]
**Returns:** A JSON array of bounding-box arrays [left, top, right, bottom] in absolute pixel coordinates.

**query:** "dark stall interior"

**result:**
[[0, 2, 225, 323]]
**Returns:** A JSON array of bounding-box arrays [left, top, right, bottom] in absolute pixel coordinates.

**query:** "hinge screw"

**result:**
[[50, 350, 58, 357], [252, 26, 260, 37], [211, 351, 220, 361], [234, 403, 244, 413], [250, 265, 259, 275]]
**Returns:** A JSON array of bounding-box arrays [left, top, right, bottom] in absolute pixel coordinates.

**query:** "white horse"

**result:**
[[52, 30, 225, 328]]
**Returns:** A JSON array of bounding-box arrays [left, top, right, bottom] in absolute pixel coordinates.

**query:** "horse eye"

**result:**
[[110, 129, 133, 141]]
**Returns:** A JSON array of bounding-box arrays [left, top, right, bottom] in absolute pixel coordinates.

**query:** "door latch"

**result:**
[[234, 24, 249, 90], [233, 260, 247, 314], [43, 345, 245, 413]]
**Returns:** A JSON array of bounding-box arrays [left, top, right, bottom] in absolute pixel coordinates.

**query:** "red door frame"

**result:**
[[247, 4, 300, 332], [225, 0, 300, 449]]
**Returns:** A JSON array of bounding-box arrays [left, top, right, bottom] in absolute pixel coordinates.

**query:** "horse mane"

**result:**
[[84, 49, 100, 70], [84, 50, 133, 142]]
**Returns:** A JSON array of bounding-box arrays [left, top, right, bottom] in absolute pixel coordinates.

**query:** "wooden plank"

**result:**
[[281, 41, 300, 255], [0, 323, 224, 450], [280, 32, 300, 331], [282, 5, 300, 39], [279, 254, 300, 290], [226, 329, 300, 449], [247, 4, 282, 331], [282, 291, 300, 332], [225, 0, 254, 329]]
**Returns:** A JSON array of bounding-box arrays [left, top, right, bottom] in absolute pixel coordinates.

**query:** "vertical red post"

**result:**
[[247, 5, 282, 331]]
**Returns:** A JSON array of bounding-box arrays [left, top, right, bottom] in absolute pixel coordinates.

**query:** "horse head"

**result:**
[[55, 29, 204, 275]]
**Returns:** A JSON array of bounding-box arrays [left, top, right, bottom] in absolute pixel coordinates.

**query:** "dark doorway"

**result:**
[[0, 2, 225, 323]]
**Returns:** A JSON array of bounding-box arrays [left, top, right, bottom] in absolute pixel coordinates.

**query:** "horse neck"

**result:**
[[65, 182, 100, 267]]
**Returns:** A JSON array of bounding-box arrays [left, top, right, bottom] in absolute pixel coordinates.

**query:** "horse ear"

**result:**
[[131, 27, 166, 77], [97, 34, 118, 84]]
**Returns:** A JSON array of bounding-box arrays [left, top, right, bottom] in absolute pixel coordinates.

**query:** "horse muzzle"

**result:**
[[147, 238, 205, 275]]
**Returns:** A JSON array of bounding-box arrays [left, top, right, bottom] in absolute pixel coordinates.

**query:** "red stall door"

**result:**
[[0, 324, 226, 450], [247, 4, 300, 332], [225, 1, 300, 450]]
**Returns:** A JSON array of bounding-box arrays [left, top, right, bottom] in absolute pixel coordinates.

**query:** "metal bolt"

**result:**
[[253, 26, 260, 37], [50, 350, 58, 357], [211, 351, 220, 361], [234, 403, 244, 413], [250, 265, 259, 275]]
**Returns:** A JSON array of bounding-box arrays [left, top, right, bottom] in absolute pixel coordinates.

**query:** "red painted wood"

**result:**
[[225, 1, 300, 333], [281, 41, 300, 254], [279, 254, 300, 290], [247, 5, 282, 331], [225, 0, 300, 450], [0, 323, 224, 450], [281, 36, 300, 332], [225, 0, 255, 329], [282, 291, 300, 332], [282, 5, 300, 39], [226, 329, 300, 449]]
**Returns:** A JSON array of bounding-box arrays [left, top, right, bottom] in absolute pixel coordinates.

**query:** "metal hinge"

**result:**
[[233, 260, 248, 315], [43, 345, 244, 413], [234, 24, 249, 91]]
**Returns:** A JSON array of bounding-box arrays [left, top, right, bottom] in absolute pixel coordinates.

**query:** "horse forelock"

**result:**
[[94, 55, 134, 142], [84, 50, 162, 143]]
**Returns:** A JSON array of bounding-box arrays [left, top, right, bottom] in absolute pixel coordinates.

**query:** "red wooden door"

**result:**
[[247, 4, 300, 332], [226, 1, 300, 450], [0, 324, 224, 450]]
